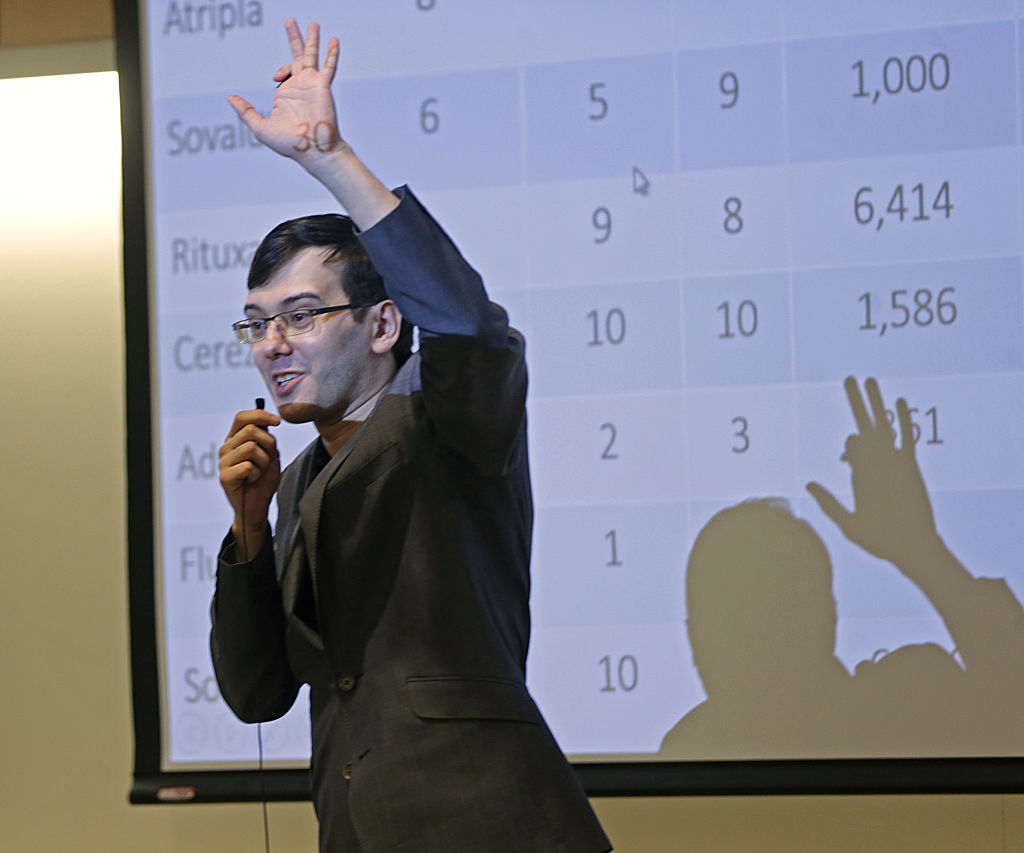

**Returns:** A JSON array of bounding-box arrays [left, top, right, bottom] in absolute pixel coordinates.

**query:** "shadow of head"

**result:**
[[687, 499, 839, 698]]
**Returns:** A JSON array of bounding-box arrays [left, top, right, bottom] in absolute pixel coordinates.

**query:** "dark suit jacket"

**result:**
[[211, 189, 610, 853]]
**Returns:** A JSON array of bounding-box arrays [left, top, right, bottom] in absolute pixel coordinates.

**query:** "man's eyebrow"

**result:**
[[244, 291, 326, 314]]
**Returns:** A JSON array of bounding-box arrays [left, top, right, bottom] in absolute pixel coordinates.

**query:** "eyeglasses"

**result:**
[[232, 303, 371, 344]]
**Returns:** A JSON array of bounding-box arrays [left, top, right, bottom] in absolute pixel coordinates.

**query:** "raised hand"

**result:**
[[807, 377, 938, 574], [227, 18, 344, 167], [226, 18, 399, 230], [218, 407, 282, 560]]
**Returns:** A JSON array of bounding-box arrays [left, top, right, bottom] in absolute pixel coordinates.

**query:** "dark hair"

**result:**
[[248, 213, 413, 366]]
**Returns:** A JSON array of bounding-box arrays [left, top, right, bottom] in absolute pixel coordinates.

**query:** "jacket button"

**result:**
[[342, 763, 352, 780], [337, 675, 356, 691]]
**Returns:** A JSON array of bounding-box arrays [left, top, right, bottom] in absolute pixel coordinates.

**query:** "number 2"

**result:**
[[600, 423, 618, 459]]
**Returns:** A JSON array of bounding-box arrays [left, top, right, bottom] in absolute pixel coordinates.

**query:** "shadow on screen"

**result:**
[[659, 377, 1024, 759]]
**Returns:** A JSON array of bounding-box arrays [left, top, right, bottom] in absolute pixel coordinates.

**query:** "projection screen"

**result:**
[[123, 0, 1024, 800]]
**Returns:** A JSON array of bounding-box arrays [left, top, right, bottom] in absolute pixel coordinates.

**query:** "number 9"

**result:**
[[592, 207, 612, 244], [720, 71, 739, 109]]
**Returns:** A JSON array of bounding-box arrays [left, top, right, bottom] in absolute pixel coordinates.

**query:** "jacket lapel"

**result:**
[[297, 424, 363, 589], [291, 356, 420, 614]]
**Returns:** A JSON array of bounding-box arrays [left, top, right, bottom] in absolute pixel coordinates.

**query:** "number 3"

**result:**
[[731, 416, 749, 453], [293, 122, 312, 153]]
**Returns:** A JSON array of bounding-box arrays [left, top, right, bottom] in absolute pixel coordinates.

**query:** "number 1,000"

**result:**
[[599, 655, 638, 692], [852, 53, 950, 99]]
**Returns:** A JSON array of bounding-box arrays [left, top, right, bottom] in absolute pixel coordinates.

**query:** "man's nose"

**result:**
[[259, 320, 293, 355]]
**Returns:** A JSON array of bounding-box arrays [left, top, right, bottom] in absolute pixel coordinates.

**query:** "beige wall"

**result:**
[[0, 0, 113, 46], [2, 19, 1023, 853]]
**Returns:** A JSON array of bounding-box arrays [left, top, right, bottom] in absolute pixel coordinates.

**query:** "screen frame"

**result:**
[[117, 0, 1024, 803]]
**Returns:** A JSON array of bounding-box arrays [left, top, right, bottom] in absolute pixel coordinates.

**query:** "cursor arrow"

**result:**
[[632, 166, 650, 196]]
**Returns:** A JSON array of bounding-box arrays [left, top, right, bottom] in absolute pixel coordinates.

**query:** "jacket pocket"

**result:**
[[406, 675, 541, 724]]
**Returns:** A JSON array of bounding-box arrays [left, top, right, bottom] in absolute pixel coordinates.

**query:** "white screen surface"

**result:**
[[144, 0, 1024, 770]]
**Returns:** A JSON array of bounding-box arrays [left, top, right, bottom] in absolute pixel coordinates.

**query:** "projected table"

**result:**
[[145, 2, 1024, 766]]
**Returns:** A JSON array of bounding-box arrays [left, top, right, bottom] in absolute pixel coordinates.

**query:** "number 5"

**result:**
[[891, 290, 910, 328], [589, 82, 608, 120]]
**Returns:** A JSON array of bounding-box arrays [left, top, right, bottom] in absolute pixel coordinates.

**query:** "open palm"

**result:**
[[227, 18, 343, 162], [807, 376, 937, 572]]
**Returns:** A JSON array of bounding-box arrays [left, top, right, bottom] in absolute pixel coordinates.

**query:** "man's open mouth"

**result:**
[[275, 372, 302, 390]]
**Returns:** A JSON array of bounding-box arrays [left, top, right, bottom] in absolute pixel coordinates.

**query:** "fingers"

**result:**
[[220, 440, 275, 484], [221, 422, 278, 458], [896, 396, 915, 453], [323, 36, 340, 81], [282, 18, 332, 74], [807, 481, 853, 531], [304, 21, 320, 70], [222, 413, 281, 471], [220, 424, 278, 463], [844, 375, 895, 443], [844, 375, 872, 434], [220, 420, 279, 491], [227, 94, 263, 131], [864, 377, 888, 435], [286, 17, 304, 63], [226, 408, 281, 437]]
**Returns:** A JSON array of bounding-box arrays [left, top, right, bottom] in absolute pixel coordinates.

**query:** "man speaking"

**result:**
[[210, 18, 610, 853]]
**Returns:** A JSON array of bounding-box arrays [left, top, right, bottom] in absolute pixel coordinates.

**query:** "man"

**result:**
[[210, 18, 610, 853]]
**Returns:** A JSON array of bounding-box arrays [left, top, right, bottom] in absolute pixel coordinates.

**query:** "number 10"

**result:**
[[599, 655, 638, 692]]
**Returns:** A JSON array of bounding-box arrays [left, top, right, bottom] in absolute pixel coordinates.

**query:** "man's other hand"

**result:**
[[219, 406, 282, 560]]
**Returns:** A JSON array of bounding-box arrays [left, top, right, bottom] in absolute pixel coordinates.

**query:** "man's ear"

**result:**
[[369, 300, 402, 355]]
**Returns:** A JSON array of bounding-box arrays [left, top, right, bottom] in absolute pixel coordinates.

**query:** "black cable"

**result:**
[[258, 722, 270, 853], [242, 398, 271, 853]]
